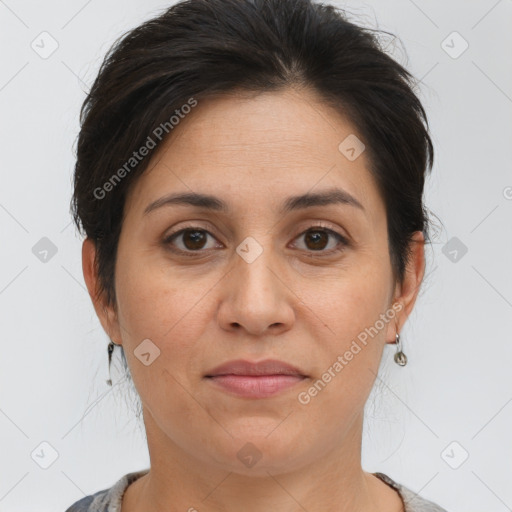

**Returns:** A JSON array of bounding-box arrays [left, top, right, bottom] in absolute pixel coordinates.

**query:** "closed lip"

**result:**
[[205, 359, 307, 378]]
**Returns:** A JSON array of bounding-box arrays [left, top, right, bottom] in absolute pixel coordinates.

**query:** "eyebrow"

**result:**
[[143, 187, 365, 216]]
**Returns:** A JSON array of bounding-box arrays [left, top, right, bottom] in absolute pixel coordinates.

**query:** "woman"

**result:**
[[66, 0, 448, 510]]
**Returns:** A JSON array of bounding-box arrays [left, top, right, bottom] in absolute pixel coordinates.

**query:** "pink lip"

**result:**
[[205, 358, 306, 377], [207, 375, 306, 398], [204, 359, 308, 398]]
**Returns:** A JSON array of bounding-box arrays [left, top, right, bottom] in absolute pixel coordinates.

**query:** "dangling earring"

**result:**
[[106, 340, 116, 386], [393, 332, 407, 366]]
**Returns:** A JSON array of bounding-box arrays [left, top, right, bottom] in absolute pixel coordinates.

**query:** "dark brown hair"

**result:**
[[71, 0, 434, 315]]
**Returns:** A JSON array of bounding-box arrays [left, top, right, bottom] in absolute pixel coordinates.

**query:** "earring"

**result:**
[[393, 332, 407, 366], [106, 340, 116, 386]]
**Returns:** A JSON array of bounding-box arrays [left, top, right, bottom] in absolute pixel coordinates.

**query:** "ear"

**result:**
[[385, 231, 426, 344], [82, 237, 122, 344]]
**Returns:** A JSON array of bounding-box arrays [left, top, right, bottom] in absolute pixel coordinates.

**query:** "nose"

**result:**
[[216, 239, 295, 337]]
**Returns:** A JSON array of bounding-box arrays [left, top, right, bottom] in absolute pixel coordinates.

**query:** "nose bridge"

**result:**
[[233, 233, 280, 301], [220, 232, 294, 334]]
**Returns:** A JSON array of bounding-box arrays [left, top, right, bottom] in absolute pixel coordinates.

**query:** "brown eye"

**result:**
[[180, 229, 208, 250], [293, 226, 348, 254], [304, 230, 329, 250], [163, 224, 348, 257], [164, 228, 218, 254]]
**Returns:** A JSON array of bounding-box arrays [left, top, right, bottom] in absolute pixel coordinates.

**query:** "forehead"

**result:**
[[124, 87, 384, 223]]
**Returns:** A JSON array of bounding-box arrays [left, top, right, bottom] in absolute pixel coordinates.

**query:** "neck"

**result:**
[[123, 408, 402, 512]]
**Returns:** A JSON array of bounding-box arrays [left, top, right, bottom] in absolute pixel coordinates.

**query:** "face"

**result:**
[[84, 87, 424, 476]]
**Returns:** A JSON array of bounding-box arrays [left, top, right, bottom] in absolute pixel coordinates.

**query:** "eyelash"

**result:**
[[162, 222, 349, 258]]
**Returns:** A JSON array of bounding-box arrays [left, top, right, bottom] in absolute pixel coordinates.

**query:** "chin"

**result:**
[[208, 430, 307, 476]]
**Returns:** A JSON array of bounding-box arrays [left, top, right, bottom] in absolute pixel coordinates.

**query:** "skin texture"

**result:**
[[82, 86, 425, 512]]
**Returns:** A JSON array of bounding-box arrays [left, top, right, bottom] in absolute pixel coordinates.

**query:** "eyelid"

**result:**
[[163, 221, 350, 256], [290, 219, 351, 246], [163, 222, 222, 252], [291, 222, 350, 253]]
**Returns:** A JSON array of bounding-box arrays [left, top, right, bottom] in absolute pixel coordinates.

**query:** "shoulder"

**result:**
[[64, 469, 150, 512], [373, 472, 449, 512], [64, 489, 109, 512]]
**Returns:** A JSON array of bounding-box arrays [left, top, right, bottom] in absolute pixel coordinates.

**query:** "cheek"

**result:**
[[113, 263, 209, 418], [115, 246, 194, 335], [300, 263, 391, 398], [113, 249, 233, 378], [305, 262, 391, 342]]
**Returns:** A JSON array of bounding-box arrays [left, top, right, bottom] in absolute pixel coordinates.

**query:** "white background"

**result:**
[[0, 1, 511, 510]]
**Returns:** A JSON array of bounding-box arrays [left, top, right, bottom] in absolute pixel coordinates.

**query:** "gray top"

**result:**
[[65, 469, 448, 511]]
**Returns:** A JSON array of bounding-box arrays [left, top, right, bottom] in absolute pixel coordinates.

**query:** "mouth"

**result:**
[[204, 359, 308, 399]]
